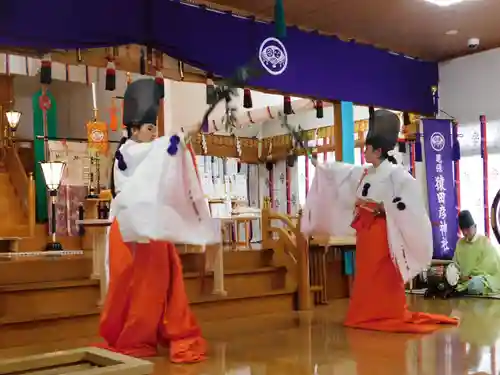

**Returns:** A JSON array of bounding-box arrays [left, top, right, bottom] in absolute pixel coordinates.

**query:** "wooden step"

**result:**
[[0, 287, 296, 349], [192, 288, 296, 321], [16, 224, 83, 252], [0, 310, 302, 359], [180, 248, 274, 272], [0, 255, 92, 285], [0, 279, 100, 321], [185, 266, 287, 298], [0, 310, 100, 349]]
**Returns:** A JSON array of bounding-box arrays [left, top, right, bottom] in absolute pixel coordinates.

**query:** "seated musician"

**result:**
[[453, 210, 500, 295]]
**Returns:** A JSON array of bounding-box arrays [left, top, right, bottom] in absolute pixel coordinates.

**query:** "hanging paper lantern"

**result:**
[[243, 88, 253, 109], [105, 59, 116, 91], [40, 54, 52, 85], [283, 95, 292, 115], [315, 100, 323, 119], [86, 121, 109, 154]]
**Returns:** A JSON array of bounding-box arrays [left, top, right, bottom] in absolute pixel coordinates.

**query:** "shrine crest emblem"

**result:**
[[259, 37, 288, 76]]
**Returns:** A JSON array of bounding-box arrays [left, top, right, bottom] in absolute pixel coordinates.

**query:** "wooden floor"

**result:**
[[1, 295, 500, 375]]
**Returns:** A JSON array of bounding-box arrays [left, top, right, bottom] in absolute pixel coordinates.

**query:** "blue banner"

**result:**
[[0, 0, 438, 114], [422, 119, 458, 259]]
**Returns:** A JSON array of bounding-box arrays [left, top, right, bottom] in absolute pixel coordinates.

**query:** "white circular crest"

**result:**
[[445, 263, 460, 286], [91, 129, 105, 142], [259, 37, 288, 76], [430, 132, 445, 152]]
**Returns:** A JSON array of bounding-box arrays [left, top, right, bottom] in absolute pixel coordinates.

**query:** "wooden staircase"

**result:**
[[0, 246, 300, 350], [0, 146, 35, 242]]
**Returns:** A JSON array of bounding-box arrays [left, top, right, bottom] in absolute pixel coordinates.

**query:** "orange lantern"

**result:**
[[86, 121, 109, 154]]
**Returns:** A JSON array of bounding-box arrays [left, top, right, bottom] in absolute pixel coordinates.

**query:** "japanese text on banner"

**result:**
[[434, 154, 449, 253]]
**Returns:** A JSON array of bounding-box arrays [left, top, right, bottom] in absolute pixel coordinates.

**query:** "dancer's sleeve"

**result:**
[[384, 167, 433, 282], [112, 136, 220, 245], [301, 161, 365, 237]]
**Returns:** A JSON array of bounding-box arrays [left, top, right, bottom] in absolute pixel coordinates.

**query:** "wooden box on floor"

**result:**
[[0, 347, 153, 375]]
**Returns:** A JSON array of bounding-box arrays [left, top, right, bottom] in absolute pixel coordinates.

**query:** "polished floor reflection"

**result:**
[[3, 296, 500, 375], [154, 296, 500, 375]]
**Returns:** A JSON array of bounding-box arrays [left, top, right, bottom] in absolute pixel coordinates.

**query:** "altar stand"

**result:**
[[76, 218, 112, 306]]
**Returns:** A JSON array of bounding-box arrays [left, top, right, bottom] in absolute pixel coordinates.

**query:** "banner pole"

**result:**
[[451, 120, 461, 237], [480, 115, 490, 237]]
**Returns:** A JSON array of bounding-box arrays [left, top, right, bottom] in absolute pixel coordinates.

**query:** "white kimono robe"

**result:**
[[110, 136, 220, 245], [302, 159, 433, 282]]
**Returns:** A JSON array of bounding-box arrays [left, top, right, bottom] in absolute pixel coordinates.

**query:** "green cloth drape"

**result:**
[[32, 89, 57, 222]]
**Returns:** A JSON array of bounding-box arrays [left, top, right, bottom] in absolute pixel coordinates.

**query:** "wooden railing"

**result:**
[[261, 208, 311, 311], [5, 145, 36, 237]]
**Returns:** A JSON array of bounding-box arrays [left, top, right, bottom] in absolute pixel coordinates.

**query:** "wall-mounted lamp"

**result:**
[[5, 110, 21, 137]]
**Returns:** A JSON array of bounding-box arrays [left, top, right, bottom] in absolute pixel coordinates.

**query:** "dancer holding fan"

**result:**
[[302, 108, 458, 333]]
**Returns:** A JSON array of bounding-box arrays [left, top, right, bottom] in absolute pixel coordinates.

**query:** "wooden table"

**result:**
[[221, 213, 260, 250], [308, 236, 356, 305], [75, 219, 112, 306]]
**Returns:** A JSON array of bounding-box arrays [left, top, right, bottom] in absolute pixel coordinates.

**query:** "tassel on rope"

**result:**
[[243, 88, 253, 109], [274, 0, 286, 39], [284, 95, 292, 115], [105, 59, 116, 91], [40, 54, 52, 85], [315, 100, 323, 119], [206, 74, 216, 105], [414, 132, 423, 162]]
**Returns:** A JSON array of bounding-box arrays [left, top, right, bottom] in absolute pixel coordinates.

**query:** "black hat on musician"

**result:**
[[365, 107, 401, 154], [122, 79, 162, 127], [458, 210, 475, 230]]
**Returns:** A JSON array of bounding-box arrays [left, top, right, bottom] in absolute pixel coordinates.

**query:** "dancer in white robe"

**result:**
[[302, 109, 458, 333], [99, 79, 218, 361]]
